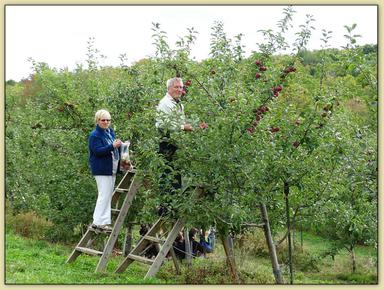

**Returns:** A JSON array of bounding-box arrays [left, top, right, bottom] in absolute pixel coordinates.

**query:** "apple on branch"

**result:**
[[199, 122, 209, 129]]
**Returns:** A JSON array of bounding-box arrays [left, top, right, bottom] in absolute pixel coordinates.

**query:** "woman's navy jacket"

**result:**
[[88, 125, 119, 175]]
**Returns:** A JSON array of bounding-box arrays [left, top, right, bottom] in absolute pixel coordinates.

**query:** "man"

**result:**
[[155, 77, 193, 214], [155, 77, 193, 134]]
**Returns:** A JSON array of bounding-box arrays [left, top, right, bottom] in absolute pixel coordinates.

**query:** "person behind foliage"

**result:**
[[190, 227, 214, 256], [88, 109, 122, 232], [173, 228, 215, 260], [155, 77, 193, 215], [199, 229, 215, 254]]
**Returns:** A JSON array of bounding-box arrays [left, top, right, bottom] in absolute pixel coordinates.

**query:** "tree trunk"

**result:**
[[184, 228, 192, 266], [284, 181, 293, 284], [351, 245, 357, 273], [292, 214, 296, 251], [221, 234, 239, 283], [260, 203, 284, 284], [123, 223, 132, 256], [300, 220, 303, 250]]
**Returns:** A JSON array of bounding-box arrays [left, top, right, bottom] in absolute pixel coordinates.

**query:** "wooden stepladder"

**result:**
[[115, 217, 184, 279], [66, 169, 141, 273]]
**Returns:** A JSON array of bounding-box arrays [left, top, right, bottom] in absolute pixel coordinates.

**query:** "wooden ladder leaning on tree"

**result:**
[[66, 168, 283, 283], [113, 202, 283, 284], [113, 215, 237, 281], [66, 169, 141, 273], [115, 217, 184, 278]]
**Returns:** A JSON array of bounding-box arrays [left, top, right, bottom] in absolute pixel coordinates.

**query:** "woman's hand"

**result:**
[[113, 139, 122, 148]]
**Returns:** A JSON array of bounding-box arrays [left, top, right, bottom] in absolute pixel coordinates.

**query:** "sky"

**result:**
[[5, 5, 378, 81]]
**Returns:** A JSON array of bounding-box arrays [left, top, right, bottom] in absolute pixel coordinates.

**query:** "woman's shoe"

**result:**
[[90, 224, 112, 232], [90, 223, 98, 230], [99, 224, 113, 232]]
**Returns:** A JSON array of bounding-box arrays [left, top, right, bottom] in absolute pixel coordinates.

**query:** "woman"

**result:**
[[88, 109, 121, 231]]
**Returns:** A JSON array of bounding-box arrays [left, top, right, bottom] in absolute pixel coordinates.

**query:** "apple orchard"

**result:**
[[5, 9, 377, 274]]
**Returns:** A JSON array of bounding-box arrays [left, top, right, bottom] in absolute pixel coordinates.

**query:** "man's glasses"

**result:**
[[100, 119, 111, 122]]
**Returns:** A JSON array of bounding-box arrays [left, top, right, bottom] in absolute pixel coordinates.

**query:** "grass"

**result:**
[[280, 232, 378, 284], [5, 231, 170, 284], [5, 229, 378, 285]]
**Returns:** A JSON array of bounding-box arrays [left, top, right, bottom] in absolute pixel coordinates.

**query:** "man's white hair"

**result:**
[[166, 77, 183, 90]]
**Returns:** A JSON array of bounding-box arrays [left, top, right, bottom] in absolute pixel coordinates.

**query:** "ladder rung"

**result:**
[[128, 254, 154, 265], [115, 188, 129, 193], [111, 208, 121, 213], [144, 236, 164, 244], [76, 246, 103, 256], [88, 227, 112, 234]]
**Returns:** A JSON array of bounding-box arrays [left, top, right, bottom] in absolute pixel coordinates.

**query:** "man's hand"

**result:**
[[183, 123, 193, 131]]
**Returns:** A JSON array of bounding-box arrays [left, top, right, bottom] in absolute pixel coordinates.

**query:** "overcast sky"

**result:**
[[5, 5, 378, 81]]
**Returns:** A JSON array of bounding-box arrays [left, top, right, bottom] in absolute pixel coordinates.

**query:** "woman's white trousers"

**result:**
[[93, 175, 116, 226]]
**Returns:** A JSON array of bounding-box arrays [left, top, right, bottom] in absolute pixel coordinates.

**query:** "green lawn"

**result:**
[[5, 231, 170, 284], [288, 231, 378, 284], [5, 230, 378, 284]]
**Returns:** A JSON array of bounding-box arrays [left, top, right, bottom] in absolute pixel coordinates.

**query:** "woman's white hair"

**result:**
[[94, 109, 111, 124]]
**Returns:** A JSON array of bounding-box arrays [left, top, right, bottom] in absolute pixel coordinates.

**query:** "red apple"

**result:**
[[258, 105, 269, 114], [247, 126, 255, 134], [199, 122, 208, 129], [284, 66, 296, 73]]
